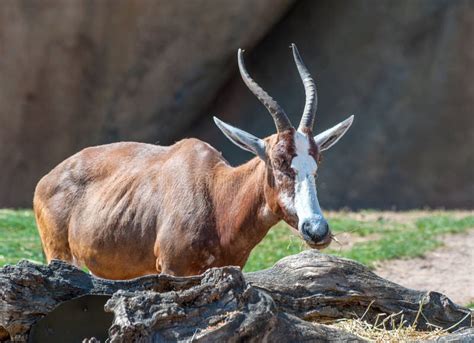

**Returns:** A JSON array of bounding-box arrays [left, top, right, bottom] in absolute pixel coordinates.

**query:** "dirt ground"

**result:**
[[329, 211, 474, 306], [374, 229, 474, 306], [327, 210, 473, 224]]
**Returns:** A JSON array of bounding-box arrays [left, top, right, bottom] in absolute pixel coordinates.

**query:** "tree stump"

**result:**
[[0, 250, 471, 342]]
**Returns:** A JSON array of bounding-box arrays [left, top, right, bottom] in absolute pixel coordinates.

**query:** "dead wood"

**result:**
[[245, 250, 472, 331], [0, 251, 471, 342], [104, 268, 363, 342]]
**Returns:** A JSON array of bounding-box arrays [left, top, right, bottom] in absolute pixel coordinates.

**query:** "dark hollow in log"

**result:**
[[0, 251, 471, 342], [28, 295, 113, 342]]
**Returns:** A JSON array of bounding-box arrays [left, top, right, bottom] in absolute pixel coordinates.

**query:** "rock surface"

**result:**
[[2, 1, 473, 209], [190, 0, 474, 209], [0, 251, 471, 341], [0, 0, 294, 207]]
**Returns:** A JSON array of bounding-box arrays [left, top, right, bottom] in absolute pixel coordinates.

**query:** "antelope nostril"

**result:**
[[301, 221, 312, 234], [300, 219, 330, 243]]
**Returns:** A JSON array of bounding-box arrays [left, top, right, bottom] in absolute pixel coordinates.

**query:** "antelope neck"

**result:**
[[213, 157, 279, 253]]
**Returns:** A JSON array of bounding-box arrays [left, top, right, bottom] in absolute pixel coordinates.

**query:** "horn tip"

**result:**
[[290, 44, 301, 60], [342, 115, 355, 126], [237, 48, 246, 61], [213, 116, 226, 127]]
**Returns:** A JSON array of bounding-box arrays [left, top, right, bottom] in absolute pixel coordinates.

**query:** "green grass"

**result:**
[[328, 216, 399, 236], [0, 209, 44, 266], [0, 209, 473, 273], [328, 215, 474, 268], [245, 212, 474, 271], [243, 222, 307, 271]]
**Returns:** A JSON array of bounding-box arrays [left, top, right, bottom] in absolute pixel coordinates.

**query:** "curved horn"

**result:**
[[291, 43, 317, 131], [238, 49, 292, 132]]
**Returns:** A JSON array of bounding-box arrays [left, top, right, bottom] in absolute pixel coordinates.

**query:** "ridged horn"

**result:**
[[291, 43, 317, 131], [238, 49, 292, 132]]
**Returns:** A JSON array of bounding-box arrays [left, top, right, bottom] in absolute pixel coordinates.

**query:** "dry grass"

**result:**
[[326, 300, 472, 342], [329, 318, 445, 342]]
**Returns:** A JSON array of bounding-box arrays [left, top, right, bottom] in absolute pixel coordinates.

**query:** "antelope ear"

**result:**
[[214, 116, 266, 160], [314, 115, 354, 152]]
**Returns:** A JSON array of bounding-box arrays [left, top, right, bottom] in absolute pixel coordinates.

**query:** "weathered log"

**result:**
[[0, 260, 202, 341], [246, 250, 472, 331], [425, 328, 474, 343], [0, 251, 472, 342], [104, 268, 363, 342], [0, 262, 361, 342]]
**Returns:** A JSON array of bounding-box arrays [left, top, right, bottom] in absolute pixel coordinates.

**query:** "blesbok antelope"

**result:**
[[34, 44, 354, 279]]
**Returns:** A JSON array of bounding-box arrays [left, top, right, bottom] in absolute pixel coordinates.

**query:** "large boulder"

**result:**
[[190, 0, 474, 209], [0, 0, 293, 207]]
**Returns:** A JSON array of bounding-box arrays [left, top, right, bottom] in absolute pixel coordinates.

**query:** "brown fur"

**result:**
[[34, 135, 306, 279]]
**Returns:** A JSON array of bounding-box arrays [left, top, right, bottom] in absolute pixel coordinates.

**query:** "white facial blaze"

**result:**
[[278, 191, 295, 214], [291, 131, 324, 223]]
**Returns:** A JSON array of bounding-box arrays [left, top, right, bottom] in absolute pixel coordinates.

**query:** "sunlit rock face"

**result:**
[[191, 0, 474, 209], [1, 0, 473, 209], [0, 0, 293, 207]]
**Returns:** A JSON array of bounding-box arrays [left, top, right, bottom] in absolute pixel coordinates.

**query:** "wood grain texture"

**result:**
[[0, 251, 471, 341]]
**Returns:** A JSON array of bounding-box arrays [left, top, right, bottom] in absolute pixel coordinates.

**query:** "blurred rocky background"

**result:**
[[1, 0, 473, 209]]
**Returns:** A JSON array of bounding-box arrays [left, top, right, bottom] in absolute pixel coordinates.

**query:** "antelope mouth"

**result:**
[[297, 217, 332, 250], [304, 232, 332, 250]]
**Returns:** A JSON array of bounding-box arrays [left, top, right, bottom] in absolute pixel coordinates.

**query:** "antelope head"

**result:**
[[214, 44, 354, 249]]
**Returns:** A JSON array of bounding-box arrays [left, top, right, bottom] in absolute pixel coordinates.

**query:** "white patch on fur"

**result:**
[[260, 204, 271, 217], [259, 204, 279, 226], [291, 131, 324, 223], [279, 191, 296, 215], [206, 254, 215, 266]]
